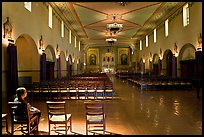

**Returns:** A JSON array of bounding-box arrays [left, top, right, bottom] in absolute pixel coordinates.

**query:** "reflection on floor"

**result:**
[[2, 75, 202, 135]]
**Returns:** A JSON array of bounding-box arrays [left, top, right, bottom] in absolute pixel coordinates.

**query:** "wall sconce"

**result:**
[[56, 44, 60, 59], [3, 17, 13, 40], [173, 43, 178, 57], [197, 33, 202, 51], [149, 52, 153, 62], [143, 58, 145, 63], [77, 59, 79, 64], [159, 48, 163, 60], [84, 63, 86, 66], [72, 58, 75, 63]]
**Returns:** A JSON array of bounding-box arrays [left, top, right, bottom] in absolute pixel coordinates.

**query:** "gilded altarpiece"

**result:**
[[117, 48, 130, 70], [86, 48, 100, 71]]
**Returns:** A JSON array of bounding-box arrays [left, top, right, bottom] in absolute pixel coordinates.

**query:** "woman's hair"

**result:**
[[16, 87, 26, 100]]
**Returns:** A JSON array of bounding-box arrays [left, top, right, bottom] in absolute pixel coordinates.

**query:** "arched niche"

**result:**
[[15, 34, 40, 82]]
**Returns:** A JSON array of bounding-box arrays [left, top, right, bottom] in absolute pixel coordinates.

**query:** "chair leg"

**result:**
[[49, 123, 50, 135], [65, 124, 67, 135], [11, 124, 14, 135], [70, 118, 72, 132]]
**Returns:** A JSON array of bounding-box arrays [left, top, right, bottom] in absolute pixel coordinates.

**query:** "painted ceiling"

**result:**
[[50, 2, 186, 48]]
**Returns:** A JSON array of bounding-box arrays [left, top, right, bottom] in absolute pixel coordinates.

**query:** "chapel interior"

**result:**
[[1, 2, 202, 135]]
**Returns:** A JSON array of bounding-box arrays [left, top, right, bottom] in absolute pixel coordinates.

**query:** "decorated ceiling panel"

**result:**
[[51, 2, 186, 48]]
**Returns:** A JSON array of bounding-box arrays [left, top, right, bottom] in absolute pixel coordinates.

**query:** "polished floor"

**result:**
[[2, 74, 202, 135]]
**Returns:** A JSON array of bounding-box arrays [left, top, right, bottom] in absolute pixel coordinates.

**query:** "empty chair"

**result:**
[[8, 102, 39, 135], [46, 101, 72, 135], [84, 101, 106, 135]]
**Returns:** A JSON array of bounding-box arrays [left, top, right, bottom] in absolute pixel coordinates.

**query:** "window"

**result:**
[[48, 5, 52, 28], [183, 3, 190, 27], [69, 30, 71, 44], [79, 41, 80, 51], [61, 21, 64, 37], [154, 29, 156, 43], [75, 36, 77, 48], [165, 19, 168, 37], [24, 2, 31, 12], [146, 35, 148, 47], [140, 40, 142, 51]]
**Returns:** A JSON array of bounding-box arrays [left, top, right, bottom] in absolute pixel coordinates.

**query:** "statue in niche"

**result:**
[[107, 57, 110, 62], [112, 57, 114, 62], [3, 17, 12, 39], [121, 54, 127, 65], [90, 54, 96, 65]]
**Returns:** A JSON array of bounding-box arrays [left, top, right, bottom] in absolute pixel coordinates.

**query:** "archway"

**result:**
[[162, 49, 173, 76], [153, 53, 159, 75], [44, 45, 55, 80], [15, 34, 40, 83], [178, 43, 196, 78]]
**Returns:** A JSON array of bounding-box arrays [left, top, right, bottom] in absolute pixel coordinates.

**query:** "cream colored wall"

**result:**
[[139, 2, 202, 75], [2, 2, 83, 95]]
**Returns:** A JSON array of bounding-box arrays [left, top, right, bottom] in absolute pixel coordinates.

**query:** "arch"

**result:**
[[162, 49, 173, 76], [178, 43, 196, 78], [15, 34, 40, 82], [44, 45, 56, 80], [44, 45, 56, 62], [178, 43, 196, 61]]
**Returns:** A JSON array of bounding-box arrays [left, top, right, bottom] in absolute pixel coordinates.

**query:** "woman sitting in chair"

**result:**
[[14, 87, 41, 126]]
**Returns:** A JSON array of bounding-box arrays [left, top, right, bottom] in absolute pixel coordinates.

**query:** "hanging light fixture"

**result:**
[[107, 15, 123, 34], [116, 2, 129, 6], [106, 38, 117, 45]]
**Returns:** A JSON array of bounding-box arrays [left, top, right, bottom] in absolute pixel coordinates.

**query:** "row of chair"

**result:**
[[127, 77, 192, 90], [7, 101, 106, 135], [23, 78, 114, 100]]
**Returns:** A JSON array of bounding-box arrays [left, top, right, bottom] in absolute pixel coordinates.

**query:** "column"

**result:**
[[40, 52, 46, 81], [158, 59, 162, 76], [172, 55, 177, 78], [7, 42, 18, 97]]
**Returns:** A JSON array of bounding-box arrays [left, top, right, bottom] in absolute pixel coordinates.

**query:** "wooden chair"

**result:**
[[8, 102, 39, 135], [85, 101, 106, 135], [46, 101, 72, 135], [2, 113, 10, 134]]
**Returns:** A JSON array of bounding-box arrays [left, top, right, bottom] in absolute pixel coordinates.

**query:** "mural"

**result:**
[[121, 54, 128, 65], [90, 54, 96, 65]]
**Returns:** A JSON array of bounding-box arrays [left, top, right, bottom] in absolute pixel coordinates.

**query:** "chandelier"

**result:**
[[116, 2, 129, 6], [107, 14, 123, 34], [106, 38, 117, 45], [107, 22, 123, 34]]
